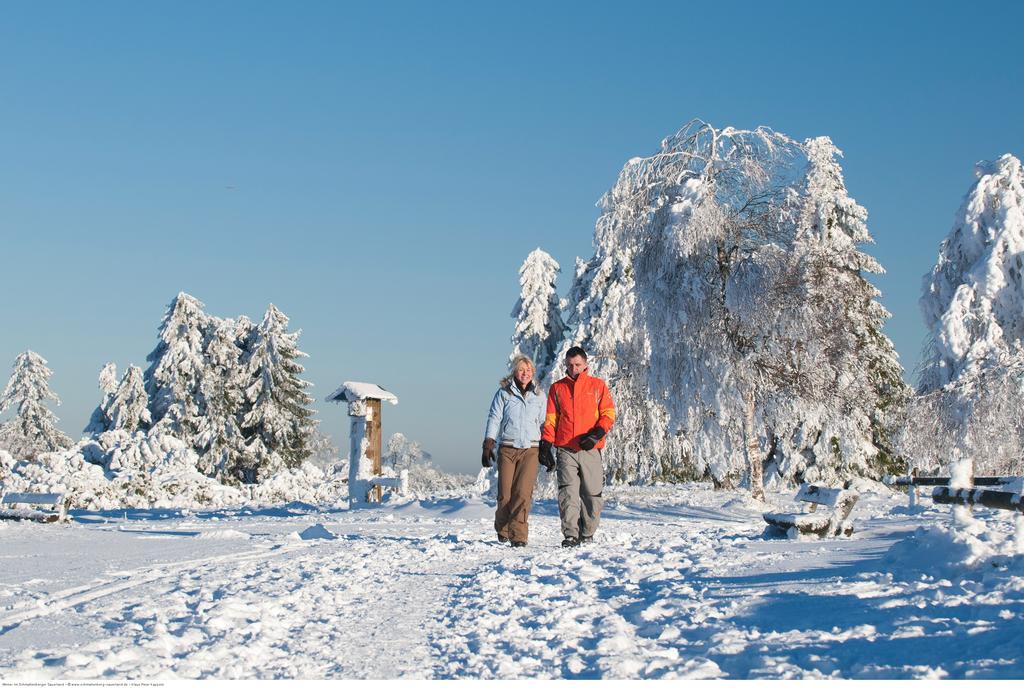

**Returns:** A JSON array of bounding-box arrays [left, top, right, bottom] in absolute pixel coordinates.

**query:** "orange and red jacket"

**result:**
[[542, 370, 615, 451]]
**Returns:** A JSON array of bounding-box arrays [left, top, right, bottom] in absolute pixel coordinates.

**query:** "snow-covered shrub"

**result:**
[[403, 462, 475, 496], [252, 462, 346, 505], [76, 431, 243, 509], [2, 447, 120, 510], [0, 430, 351, 511], [91, 430, 337, 509], [0, 448, 15, 486]]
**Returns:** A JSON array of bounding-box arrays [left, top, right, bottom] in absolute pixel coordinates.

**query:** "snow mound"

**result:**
[[295, 523, 337, 540], [196, 529, 250, 540], [883, 523, 1017, 579]]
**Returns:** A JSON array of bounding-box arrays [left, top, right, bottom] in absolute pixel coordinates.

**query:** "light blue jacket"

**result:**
[[484, 379, 546, 449]]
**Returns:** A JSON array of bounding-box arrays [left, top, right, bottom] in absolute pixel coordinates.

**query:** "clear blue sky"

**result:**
[[2, 1, 1022, 472]]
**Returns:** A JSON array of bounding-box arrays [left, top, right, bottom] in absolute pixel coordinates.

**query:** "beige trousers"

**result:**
[[495, 446, 539, 543]]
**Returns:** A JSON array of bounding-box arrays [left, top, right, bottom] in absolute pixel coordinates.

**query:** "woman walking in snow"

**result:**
[[481, 355, 549, 547]]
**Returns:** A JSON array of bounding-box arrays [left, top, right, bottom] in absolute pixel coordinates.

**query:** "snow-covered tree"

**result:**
[[238, 304, 317, 480], [910, 154, 1024, 476], [144, 292, 211, 440], [761, 137, 909, 484], [549, 249, 649, 477], [542, 121, 904, 493], [0, 351, 72, 460], [84, 362, 119, 434], [103, 365, 152, 433], [234, 315, 256, 353], [898, 358, 1024, 478], [99, 362, 119, 400], [383, 432, 432, 472], [920, 154, 1024, 388], [195, 319, 247, 479], [382, 432, 472, 494], [87, 295, 320, 485], [306, 428, 342, 470], [510, 248, 565, 382]]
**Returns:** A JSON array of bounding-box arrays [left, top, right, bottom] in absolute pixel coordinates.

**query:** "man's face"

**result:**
[[565, 355, 587, 379]]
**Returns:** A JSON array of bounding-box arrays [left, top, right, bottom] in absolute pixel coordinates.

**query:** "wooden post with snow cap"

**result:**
[[326, 381, 399, 505]]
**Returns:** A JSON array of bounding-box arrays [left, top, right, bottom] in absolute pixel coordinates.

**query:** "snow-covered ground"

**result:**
[[1, 483, 1022, 680]]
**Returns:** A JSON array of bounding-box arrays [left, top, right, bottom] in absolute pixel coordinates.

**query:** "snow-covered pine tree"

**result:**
[[84, 362, 119, 434], [761, 137, 909, 484], [234, 315, 256, 352], [239, 304, 317, 481], [912, 154, 1024, 476], [549, 248, 650, 481], [144, 292, 212, 441], [103, 365, 152, 433], [543, 121, 903, 492], [195, 319, 247, 479], [0, 351, 72, 459], [98, 362, 119, 399], [510, 248, 565, 382]]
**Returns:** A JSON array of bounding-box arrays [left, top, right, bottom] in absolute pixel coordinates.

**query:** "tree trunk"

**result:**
[[743, 387, 765, 501]]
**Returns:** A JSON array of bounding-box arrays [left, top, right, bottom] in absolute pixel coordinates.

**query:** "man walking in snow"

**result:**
[[539, 346, 615, 547]]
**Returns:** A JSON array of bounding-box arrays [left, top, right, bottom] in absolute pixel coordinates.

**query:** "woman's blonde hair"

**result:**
[[502, 354, 536, 387]]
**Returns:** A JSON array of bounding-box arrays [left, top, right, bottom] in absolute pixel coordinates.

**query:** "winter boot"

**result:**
[[511, 541, 527, 548], [561, 536, 581, 548]]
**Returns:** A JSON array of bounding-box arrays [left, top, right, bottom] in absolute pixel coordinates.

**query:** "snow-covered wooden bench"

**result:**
[[0, 492, 70, 523], [763, 484, 859, 537]]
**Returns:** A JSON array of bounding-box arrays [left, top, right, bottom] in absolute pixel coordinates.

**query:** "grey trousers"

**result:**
[[556, 447, 604, 538]]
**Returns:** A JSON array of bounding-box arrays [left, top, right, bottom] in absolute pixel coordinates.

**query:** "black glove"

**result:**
[[481, 438, 496, 468], [538, 440, 555, 472], [578, 427, 606, 451]]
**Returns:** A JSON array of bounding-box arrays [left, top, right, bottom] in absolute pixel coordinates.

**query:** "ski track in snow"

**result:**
[[0, 488, 1022, 679], [0, 524, 507, 680]]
